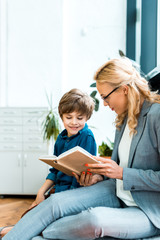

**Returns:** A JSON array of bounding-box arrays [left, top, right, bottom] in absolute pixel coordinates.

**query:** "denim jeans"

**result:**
[[3, 179, 160, 240], [31, 207, 160, 240]]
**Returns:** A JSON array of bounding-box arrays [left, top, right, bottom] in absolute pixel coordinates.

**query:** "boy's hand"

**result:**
[[29, 179, 54, 209], [29, 191, 45, 209], [72, 172, 103, 186]]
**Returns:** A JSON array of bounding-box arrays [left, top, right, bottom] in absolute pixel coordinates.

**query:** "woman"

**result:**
[[2, 58, 160, 239]]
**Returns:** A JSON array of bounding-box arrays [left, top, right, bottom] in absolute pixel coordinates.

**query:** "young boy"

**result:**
[[0, 88, 96, 238], [30, 88, 97, 208]]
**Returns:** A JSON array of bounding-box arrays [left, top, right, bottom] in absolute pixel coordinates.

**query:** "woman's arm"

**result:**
[[123, 168, 160, 192], [123, 105, 160, 192]]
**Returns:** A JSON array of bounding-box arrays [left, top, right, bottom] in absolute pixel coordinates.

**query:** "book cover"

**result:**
[[39, 146, 99, 176]]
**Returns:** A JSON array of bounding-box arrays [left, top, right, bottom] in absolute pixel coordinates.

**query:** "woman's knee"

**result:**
[[84, 208, 106, 238]]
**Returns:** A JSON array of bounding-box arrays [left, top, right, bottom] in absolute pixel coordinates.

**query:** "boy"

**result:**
[[0, 88, 96, 238], [30, 88, 97, 207]]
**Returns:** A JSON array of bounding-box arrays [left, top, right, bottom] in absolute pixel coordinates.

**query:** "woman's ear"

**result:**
[[123, 85, 128, 95]]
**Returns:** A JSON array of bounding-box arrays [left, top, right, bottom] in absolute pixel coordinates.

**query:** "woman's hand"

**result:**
[[86, 156, 123, 180], [73, 172, 103, 187]]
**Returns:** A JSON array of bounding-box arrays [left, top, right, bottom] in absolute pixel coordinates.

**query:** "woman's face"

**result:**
[[96, 82, 128, 115]]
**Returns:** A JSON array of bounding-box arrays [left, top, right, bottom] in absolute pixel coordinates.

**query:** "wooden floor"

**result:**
[[0, 195, 35, 226]]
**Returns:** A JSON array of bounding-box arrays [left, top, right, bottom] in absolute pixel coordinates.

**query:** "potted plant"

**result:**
[[90, 82, 100, 112], [98, 139, 114, 157], [42, 93, 61, 142]]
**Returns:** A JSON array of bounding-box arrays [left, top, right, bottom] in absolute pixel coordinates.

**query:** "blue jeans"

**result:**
[[3, 180, 160, 240]]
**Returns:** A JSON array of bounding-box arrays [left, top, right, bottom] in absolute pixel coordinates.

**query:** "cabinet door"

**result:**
[[23, 152, 48, 194], [0, 152, 22, 194]]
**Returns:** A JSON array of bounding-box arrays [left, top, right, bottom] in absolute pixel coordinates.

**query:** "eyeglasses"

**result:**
[[102, 87, 119, 103]]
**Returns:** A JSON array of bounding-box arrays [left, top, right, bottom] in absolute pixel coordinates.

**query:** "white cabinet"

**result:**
[[0, 107, 49, 195], [0, 152, 22, 193]]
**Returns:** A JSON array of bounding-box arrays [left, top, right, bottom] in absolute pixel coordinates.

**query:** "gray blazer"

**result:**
[[112, 100, 160, 228]]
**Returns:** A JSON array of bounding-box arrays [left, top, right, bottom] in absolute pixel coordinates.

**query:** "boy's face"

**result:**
[[62, 111, 87, 137]]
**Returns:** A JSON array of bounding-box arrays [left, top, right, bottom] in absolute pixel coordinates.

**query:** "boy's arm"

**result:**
[[30, 141, 59, 209], [46, 140, 59, 182], [46, 168, 58, 182], [30, 179, 54, 209]]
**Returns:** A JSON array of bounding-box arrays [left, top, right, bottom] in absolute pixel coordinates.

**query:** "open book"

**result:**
[[39, 146, 100, 176]]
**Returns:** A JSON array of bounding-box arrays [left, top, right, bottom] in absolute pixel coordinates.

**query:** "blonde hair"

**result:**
[[58, 88, 95, 120], [94, 58, 160, 134]]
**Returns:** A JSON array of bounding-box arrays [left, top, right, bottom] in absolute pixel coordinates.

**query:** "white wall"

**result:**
[[0, 0, 127, 147], [0, 0, 63, 107], [61, 0, 126, 145], [62, 0, 126, 93]]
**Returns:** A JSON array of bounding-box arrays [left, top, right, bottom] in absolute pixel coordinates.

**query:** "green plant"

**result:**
[[42, 93, 61, 141], [98, 139, 114, 157], [90, 82, 99, 111]]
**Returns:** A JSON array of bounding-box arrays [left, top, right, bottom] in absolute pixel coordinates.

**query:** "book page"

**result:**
[[39, 155, 57, 160], [57, 149, 99, 176], [57, 146, 91, 159]]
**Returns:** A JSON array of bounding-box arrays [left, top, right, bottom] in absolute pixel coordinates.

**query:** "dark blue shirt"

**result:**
[[46, 123, 97, 193]]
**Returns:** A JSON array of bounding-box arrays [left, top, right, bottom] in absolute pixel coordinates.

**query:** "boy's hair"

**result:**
[[58, 88, 95, 120]]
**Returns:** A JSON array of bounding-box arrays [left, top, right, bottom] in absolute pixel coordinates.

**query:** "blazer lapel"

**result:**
[[128, 101, 152, 167]]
